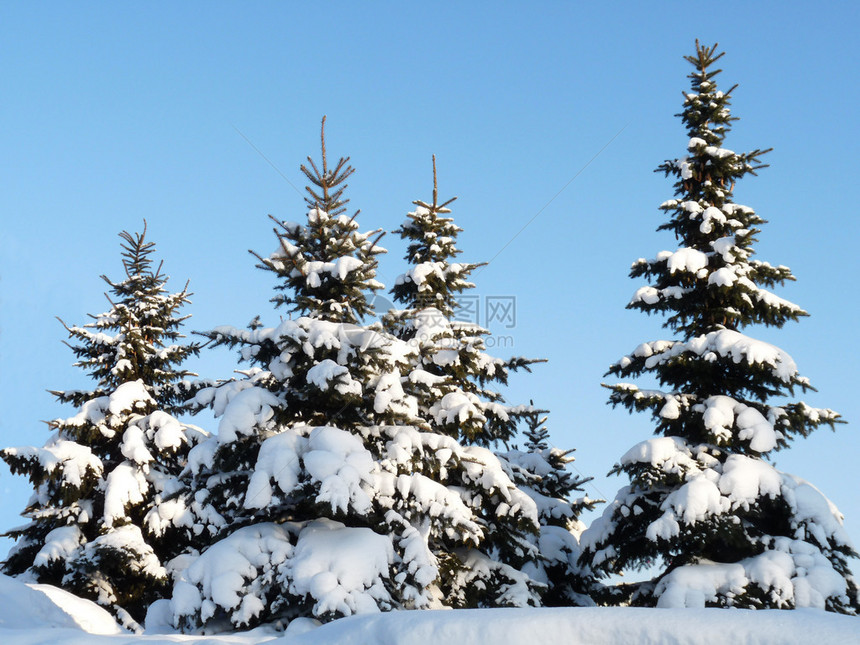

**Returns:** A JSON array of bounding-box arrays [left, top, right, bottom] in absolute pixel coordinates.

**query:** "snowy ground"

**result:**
[[2, 575, 857, 645]]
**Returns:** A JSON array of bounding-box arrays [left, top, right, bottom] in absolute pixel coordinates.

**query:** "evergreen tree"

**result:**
[[386, 156, 540, 446], [579, 42, 858, 614], [164, 124, 543, 632], [384, 159, 591, 607], [1, 224, 206, 629], [498, 405, 600, 606]]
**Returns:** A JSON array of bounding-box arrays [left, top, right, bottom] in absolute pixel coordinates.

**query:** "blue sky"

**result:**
[[2, 2, 859, 569]]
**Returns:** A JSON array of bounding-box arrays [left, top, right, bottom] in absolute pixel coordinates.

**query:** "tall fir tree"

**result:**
[[2, 224, 206, 629], [386, 156, 540, 446], [162, 124, 544, 632], [386, 159, 597, 606], [579, 42, 858, 614]]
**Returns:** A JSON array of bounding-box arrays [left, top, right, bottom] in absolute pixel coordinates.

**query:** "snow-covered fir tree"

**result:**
[[161, 124, 544, 632], [385, 160, 597, 606], [386, 156, 540, 446], [579, 42, 858, 614], [1, 224, 206, 629], [497, 404, 599, 606]]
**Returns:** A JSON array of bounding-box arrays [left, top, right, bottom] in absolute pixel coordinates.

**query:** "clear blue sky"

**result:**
[[2, 3, 858, 568]]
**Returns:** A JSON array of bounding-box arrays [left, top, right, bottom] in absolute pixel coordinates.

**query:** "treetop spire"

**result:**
[[300, 115, 355, 217], [117, 219, 155, 279], [413, 155, 456, 214], [432, 154, 437, 206]]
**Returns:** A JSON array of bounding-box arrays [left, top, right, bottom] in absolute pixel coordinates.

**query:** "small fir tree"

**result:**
[[498, 404, 600, 606], [2, 224, 205, 629], [163, 125, 544, 632], [579, 42, 858, 614]]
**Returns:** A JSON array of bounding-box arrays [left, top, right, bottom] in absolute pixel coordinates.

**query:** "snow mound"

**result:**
[[0, 574, 122, 634], [0, 585, 858, 645], [273, 607, 859, 645]]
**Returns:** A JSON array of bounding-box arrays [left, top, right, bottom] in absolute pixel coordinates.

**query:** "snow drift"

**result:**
[[1, 569, 858, 645]]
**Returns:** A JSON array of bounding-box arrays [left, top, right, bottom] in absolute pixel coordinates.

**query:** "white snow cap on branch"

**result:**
[[655, 539, 851, 611], [617, 329, 799, 383]]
